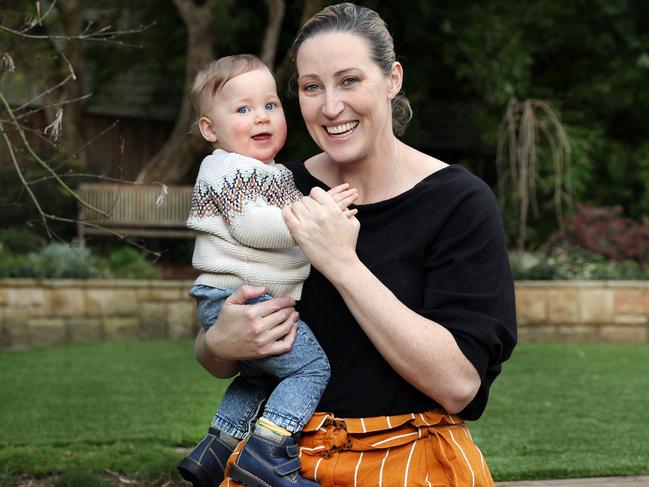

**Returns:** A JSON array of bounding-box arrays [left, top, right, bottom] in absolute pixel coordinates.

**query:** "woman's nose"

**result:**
[[321, 91, 344, 118]]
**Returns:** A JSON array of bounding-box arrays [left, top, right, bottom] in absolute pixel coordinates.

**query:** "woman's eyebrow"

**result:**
[[334, 68, 360, 76], [298, 68, 360, 81]]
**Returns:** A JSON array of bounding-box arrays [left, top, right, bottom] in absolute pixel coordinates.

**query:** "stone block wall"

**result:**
[[516, 281, 649, 343], [0, 279, 197, 349], [1, 279, 648, 349]]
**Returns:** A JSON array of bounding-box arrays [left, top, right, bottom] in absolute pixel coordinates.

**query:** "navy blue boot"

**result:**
[[229, 426, 318, 487], [178, 427, 238, 487]]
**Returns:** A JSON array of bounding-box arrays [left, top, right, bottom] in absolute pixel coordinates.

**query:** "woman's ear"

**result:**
[[387, 62, 403, 100], [198, 116, 218, 143]]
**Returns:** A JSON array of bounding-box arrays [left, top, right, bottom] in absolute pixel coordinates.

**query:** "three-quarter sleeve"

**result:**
[[419, 180, 517, 418]]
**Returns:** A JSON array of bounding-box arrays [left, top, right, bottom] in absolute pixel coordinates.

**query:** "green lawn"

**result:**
[[1, 340, 648, 484]]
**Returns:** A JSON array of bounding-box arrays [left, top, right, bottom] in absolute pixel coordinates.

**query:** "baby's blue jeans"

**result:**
[[190, 284, 330, 439]]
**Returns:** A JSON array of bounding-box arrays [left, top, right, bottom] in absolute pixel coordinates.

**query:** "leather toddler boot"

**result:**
[[178, 427, 238, 487], [229, 425, 318, 487]]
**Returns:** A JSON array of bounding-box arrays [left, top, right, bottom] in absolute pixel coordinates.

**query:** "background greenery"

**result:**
[[1, 341, 649, 484], [2, 0, 649, 251], [0, 228, 159, 279]]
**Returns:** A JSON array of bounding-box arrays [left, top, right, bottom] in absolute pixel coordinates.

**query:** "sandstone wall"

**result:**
[[1, 279, 648, 348]]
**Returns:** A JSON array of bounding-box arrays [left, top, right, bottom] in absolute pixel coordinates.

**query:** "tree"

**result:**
[[0, 1, 151, 245], [134, 0, 215, 184], [135, 0, 324, 184]]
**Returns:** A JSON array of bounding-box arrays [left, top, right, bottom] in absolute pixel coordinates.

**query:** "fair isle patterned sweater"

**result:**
[[187, 149, 310, 299]]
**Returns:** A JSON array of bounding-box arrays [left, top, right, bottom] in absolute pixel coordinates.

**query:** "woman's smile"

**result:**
[[324, 121, 359, 136]]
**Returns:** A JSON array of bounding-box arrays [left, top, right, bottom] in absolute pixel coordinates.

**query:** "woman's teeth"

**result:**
[[326, 121, 358, 135]]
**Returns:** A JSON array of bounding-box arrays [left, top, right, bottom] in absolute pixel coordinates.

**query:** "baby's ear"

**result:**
[[198, 116, 218, 143]]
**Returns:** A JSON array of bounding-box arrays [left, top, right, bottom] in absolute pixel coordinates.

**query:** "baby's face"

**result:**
[[206, 68, 287, 163]]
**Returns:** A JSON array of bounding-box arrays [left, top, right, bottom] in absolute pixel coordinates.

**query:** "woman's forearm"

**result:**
[[194, 328, 240, 379], [327, 259, 481, 414]]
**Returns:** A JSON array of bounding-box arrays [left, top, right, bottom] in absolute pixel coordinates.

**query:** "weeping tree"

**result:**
[[496, 98, 572, 252]]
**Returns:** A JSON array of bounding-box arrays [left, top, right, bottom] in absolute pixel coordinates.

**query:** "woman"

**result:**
[[195, 3, 517, 486]]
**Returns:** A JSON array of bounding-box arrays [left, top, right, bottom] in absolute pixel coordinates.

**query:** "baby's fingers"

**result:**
[[332, 189, 358, 208], [327, 183, 351, 197], [344, 208, 358, 218]]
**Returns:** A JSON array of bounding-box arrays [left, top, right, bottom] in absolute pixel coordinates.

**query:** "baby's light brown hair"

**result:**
[[190, 54, 269, 132]]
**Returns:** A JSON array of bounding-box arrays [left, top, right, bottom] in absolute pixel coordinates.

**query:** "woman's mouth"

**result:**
[[325, 121, 358, 136]]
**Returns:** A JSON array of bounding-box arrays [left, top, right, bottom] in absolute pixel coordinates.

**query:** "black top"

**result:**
[[286, 161, 517, 420]]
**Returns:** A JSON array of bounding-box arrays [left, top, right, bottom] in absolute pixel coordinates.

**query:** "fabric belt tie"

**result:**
[[301, 409, 465, 458]]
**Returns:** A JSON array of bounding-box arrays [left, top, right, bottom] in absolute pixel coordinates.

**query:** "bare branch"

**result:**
[[1, 122, 52, 237], [0, 23, 153, 47], [0, 92, 109, 218]]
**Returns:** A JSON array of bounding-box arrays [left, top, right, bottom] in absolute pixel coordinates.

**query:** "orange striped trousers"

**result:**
[[219, 410, 494, 487]]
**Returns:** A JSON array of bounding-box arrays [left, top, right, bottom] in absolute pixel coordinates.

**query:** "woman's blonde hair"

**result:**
[[291, 2, 413, 136]]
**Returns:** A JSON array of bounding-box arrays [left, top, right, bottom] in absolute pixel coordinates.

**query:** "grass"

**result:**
[[474, 342, 649, 480], [1, 340, 648, 485]]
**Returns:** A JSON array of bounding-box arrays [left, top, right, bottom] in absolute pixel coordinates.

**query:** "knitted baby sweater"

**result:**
[[187, 149, 310, 299]]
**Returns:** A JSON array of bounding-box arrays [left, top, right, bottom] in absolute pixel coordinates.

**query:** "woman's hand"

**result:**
[[196, 285, 299, 377], [283, 186, 361, 281]]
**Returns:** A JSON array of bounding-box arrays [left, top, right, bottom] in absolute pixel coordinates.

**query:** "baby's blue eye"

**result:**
[[265, 102, 276, 111], [237, 106, 251, 114]]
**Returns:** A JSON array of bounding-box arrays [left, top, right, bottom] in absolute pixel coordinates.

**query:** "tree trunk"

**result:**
[[261, 0, 286, 68], [274, 0, 324, 93], [55, 0, 88, 164], [135, 0, 214, 184]]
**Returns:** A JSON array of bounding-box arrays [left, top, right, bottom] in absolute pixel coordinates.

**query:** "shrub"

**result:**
[[26, 242, 103, 279], [0, 248, 30, 278], [553, 203, 649, 266], [0, 227, 44, 254], [106, 247, 159, 279], [510, 245, 649, 280], [0, 242, 160, 280]]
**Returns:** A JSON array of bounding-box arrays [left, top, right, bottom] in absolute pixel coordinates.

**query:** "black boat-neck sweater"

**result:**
[[286, 161, 517, 420]]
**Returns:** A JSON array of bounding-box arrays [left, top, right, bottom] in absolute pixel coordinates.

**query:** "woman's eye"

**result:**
[[342, 77, 359, 87], [237, 106, 251, 114], [303, 83, 319, 92], [265, 102, 275, 110]]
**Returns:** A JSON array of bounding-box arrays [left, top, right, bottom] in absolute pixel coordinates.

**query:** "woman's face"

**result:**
[[296, 31, 401, 165]]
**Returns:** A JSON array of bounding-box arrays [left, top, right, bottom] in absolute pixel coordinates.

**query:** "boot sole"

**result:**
[[229, 463, 272, 487], [177, 457, 221, 487]]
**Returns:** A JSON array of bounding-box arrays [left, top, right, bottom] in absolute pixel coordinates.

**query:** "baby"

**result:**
[[178, 54, 357, 487]]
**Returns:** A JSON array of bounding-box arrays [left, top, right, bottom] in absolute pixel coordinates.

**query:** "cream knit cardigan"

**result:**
[[187, 149, 310, 299]]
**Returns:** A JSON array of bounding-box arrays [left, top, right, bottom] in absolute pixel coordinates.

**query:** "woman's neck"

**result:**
[[310, 139, 402, 205], [306, 142, 448, 205]]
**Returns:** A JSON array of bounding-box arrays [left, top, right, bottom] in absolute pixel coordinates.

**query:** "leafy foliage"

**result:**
[[0, 243, 159, 279], [106, 247, 159, 279], [26, 242, 100, 279], [510, 245, 649, 280], [0, 228, 44, 254], [554, 203, 649, 266], [3, 1, 649, 249]]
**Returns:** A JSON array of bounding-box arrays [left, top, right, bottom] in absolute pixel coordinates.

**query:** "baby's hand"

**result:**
[[327, 183, 358, 218]]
